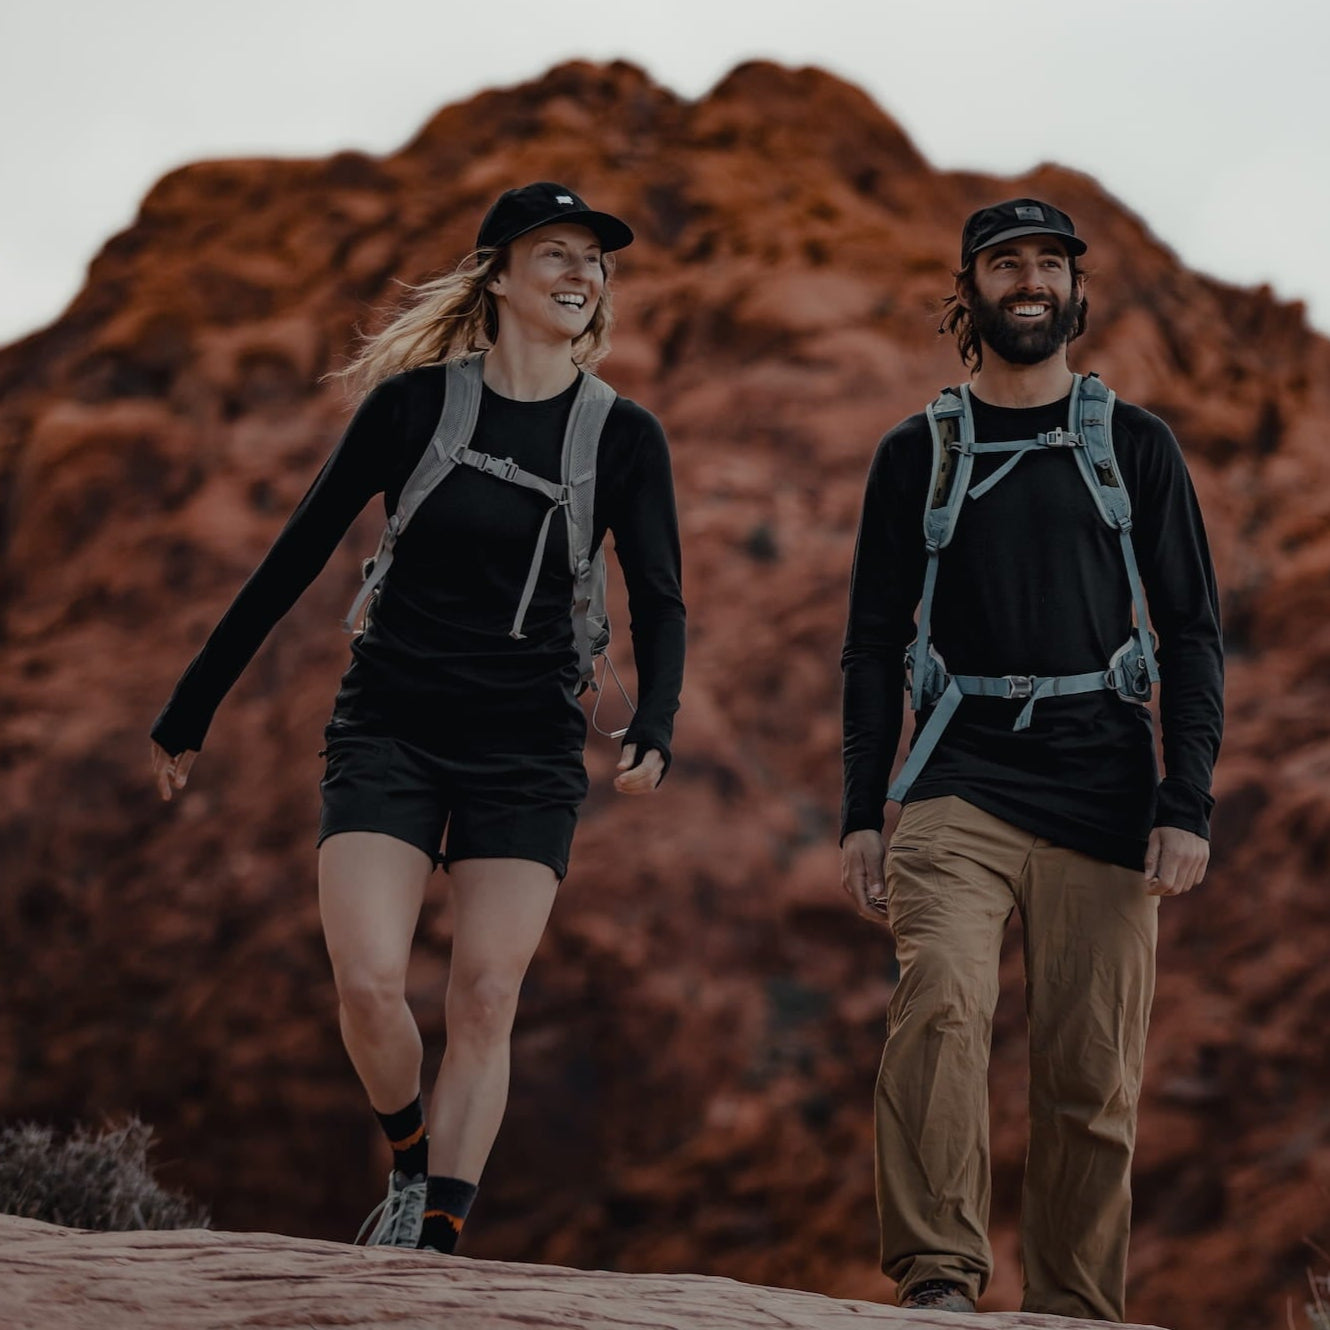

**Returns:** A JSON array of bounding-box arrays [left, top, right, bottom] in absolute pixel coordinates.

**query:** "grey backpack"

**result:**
[[890, 372, 1159, 802], [344, 354, 629, 721]]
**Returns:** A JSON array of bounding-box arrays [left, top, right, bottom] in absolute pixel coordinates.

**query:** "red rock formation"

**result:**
[[1, 1214, 1166, 1330], [0, 59, 1327, 1330]]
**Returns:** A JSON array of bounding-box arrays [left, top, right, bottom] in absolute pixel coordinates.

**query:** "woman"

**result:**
[[150, 182, 685, 1253]]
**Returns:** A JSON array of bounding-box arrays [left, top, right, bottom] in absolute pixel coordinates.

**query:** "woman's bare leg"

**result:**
[[428, 857, 560, 1181], [319, 831, 434, 1112]]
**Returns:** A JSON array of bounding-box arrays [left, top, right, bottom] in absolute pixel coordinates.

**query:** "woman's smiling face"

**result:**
[[488, 223, 606, 343]]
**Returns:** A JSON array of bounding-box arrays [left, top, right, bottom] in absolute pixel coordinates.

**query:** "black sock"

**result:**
[[418, 1175, 478, 1252], [374, 1096, 428, 1180]]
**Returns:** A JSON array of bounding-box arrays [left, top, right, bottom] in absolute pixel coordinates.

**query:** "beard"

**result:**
[[970, 288, 1080, 366]]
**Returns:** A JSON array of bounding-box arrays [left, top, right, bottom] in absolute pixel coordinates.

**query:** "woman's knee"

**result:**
[[335, 964, 408, 1026], [447, 970, 522, 1048]]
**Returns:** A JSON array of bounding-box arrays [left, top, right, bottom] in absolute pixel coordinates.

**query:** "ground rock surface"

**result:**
[[0, 59, 1327, 1330], [0, 1215, 1165, 1330]]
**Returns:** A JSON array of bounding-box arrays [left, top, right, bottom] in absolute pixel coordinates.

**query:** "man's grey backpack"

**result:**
[[344, 354, 632, 730], [890, 372, 1159, 802]]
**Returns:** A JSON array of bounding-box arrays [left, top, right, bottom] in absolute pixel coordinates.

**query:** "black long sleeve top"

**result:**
[[151, 364, 686, 768], [841, 389, 1223, 871]]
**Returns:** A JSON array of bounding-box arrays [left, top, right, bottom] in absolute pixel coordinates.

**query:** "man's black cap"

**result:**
[[476, 182, 634, 253], [960, 198, 1087, 267]]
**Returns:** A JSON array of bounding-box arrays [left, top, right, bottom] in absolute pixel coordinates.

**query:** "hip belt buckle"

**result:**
[[1004, 674, 1035, 700]]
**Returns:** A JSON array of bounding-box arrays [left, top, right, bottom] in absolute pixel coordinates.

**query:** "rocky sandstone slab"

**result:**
[[0, 1215, 1166, 1330]]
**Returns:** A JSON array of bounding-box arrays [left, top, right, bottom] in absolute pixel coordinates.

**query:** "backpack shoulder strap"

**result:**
[[402, 355, 486, 527], [1069, 372, 1159, 684], [563, 372, 617, 684], [342, 355, 485, 631], [923, 386, 974, 552], [1069, 372, 1131, 529], [907, 387, 974, 711], [563, 371, 617, 572]]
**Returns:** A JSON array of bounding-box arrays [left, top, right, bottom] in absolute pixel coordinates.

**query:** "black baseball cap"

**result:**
[[960, 198, 1087, 267], [476, 182, 634, 253]]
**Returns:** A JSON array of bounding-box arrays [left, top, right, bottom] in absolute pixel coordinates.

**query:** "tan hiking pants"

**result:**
[[875, 796, 1158, 1321]]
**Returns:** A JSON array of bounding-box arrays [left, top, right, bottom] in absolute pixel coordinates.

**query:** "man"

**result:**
[[840, 198, 1223, 1320]]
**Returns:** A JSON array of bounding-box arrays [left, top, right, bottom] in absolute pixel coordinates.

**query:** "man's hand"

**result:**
[[1144, 825, 1209, 897], [614, 744, 664, 795], [151, 743, 196, 802], [841, 828, 891, 927]]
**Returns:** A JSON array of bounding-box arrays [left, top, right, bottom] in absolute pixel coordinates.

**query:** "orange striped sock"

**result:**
[[418, 1177, 477, 1252], [374, 1096, 428, 1179]]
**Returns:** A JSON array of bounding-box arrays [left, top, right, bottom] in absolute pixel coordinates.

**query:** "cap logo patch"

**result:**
[[1015, 205, 1044, 221], [555, 195, 574, 205]]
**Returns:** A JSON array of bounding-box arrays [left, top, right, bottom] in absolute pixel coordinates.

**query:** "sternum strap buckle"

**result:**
[[478, 453, 520, 482], [1039, 428, 1082, 448]]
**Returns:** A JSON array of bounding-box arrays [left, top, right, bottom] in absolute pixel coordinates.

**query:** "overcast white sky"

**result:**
[[2, 0, 1325, 346]]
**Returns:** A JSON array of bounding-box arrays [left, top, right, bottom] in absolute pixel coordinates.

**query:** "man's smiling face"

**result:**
[[965, 236, 1083, 367]]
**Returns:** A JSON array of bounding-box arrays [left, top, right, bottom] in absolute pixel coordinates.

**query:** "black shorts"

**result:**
[[317, 733, 588, 880]]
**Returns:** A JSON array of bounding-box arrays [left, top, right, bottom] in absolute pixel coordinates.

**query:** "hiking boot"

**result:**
[[356, 1170, 426, 1248], [900, 1280, 977, 1313]]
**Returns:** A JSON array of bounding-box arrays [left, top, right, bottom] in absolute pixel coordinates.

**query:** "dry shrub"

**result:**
[[0, 1117, 209, 1230], [1306, 1271, 1330, 1330]]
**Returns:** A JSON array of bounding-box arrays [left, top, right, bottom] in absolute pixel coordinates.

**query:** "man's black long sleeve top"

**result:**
[[841, 390, 1223, 871]]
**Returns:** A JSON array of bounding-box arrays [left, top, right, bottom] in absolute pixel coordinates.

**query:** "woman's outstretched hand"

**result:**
[[614, 744, 664, 795], [151, 743, 196, 801]]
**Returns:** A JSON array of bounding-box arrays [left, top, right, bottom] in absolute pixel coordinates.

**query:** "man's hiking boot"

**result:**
[[356, 1170, 426, 1247], [900, 1280, 977, 1313]]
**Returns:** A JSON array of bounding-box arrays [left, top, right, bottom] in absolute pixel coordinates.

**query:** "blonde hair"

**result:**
[[337, 245, 616, 399]]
